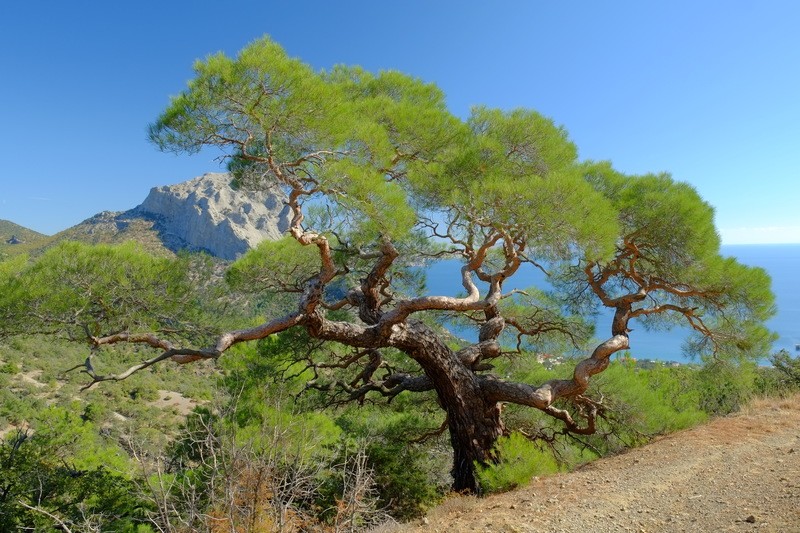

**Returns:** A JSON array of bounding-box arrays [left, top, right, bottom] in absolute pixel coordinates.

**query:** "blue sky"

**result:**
[[1, 1, 798, 244]]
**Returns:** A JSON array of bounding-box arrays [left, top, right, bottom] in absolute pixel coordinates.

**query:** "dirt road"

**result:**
[[405, 396, 800, 532]]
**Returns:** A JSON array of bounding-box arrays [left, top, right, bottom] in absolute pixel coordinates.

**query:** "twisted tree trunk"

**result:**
[[396, 321, 505, 493], [446, 390, 504, 493]]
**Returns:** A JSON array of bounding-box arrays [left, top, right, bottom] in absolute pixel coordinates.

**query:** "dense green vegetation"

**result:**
[[2, 331, 797, 530], [2, 252, 785, 528], [0, 36, 788, 530]]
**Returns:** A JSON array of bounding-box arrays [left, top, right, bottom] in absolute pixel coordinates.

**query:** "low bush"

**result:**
[[0, 361, 19, 374], [696, 360, 756, 416], [476, 432, 560, 493]]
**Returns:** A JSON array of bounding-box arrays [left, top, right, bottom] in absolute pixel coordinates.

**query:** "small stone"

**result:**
[[789, 448, 795, 454], [745, 515, 757, 523], [421, 517, 430, 525]]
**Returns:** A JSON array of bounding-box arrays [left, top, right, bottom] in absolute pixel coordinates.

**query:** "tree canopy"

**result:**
[[1, 36, 775, 493]]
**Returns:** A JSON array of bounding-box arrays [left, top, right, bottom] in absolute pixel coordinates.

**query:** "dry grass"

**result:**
[[741, 393, 800, 414]]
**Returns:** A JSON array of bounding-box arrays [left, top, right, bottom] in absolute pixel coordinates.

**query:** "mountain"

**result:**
[[45, 173, 291, 260], [0, 220, 50, 258], [131, 173, 291, 260]]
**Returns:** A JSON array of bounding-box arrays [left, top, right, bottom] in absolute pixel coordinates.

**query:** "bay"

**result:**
[[724, 244, 800, 358], [423, 244, 800, 363]]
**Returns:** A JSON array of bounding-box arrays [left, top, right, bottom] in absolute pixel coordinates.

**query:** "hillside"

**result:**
[[0, 335, 217, 442], [0, 220, 50, 258], [47, 210, 176, 257], [405, 395, 800, 533]]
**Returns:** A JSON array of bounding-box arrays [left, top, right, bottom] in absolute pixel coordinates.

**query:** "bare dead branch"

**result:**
[[72, 347, 218, 391], [410, 418, 449, 443], [17, 501, 74, 533]]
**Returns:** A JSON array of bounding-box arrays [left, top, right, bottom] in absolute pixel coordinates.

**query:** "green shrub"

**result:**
[[0, 408, 149, 531], [0, 361, 19, 374], [81, 401, 109, 423], [769, 350, 800, 389], [753, 363, 797, 397], [334, 408, 449, 520], [591, 361, 706, 436], [477, 432, 560, 493], [696, 360, 756, 416]]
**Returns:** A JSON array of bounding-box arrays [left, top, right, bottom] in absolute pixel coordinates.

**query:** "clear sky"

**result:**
[[1, 1, 798, 244]]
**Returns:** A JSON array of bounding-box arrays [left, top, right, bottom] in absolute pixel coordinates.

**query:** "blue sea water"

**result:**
[[423, 244, 800, 363], [725, 244, 800, 358]]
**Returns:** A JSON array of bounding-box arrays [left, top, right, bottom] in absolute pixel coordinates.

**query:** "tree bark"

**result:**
[[446, 392, 504, 493], [394, 321, 504, 493]]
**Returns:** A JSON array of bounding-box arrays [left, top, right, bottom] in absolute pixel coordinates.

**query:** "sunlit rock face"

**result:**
[[133, 173, 291, 260]]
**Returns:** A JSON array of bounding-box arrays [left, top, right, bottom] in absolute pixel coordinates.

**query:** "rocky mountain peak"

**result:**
[[130, 173, 291, 260]]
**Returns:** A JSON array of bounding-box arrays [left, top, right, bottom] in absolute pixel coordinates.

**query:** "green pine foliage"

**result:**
[[226, 236, 323, 294], [333, 408, 450, 520], [590, 359, 707, 435], [768, 350, 800, 389], [1, 241, 202, 340], [0, 408, 151, 532]]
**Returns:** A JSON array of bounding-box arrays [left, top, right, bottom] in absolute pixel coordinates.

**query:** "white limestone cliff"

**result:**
[[133, 173, 291, 260]]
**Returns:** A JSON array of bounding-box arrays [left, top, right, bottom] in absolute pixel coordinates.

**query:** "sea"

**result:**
[[423, 244, 800, 363]]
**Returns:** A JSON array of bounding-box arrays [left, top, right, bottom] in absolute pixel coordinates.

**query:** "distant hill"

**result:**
[[47, 211, 176, 257], [3, 173, 291, 260], [0, 220, 51, 258]]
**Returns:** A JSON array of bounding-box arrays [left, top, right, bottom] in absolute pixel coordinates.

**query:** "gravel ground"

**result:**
[[403, 395, 800, 533]]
